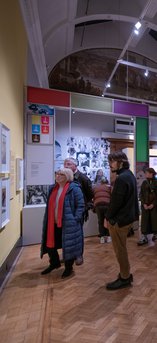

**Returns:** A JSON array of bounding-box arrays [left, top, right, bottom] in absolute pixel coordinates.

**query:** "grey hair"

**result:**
[[64, 157, 78, 166], [58, 168, 74, 181]]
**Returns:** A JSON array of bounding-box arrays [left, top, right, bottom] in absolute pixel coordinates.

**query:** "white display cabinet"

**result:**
[[22, 205, 46, 245], [22, 205, 99, 246]]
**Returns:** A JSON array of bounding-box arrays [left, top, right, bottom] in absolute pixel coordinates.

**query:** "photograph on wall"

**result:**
[[26, 185, 50, 205], [77, 152, 90, 168], [27, 102, 55, 145], [0, 123, 10, 173], [0, 178, 10, 228], [16, 158, 24, 191], [2, 132, 6, 164], [27, 102, 54, 116], [10, 150, 15, 199], [55, 136, 110, 182], [32, 134, 40, 143]]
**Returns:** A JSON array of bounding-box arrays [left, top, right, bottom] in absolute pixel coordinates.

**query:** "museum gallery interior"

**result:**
[[1, 1, 157, 342]]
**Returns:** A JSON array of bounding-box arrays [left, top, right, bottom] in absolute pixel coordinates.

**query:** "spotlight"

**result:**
[[106, 83, 111, 88], [135, 21, 141, 30], [144, 69, 149, 77], [134, 29, 139, 35]]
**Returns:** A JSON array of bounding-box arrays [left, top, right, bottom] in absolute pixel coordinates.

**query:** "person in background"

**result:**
[[93, 177, 112, 243], [64, 157, 94, 265], [40, 168, 85, 279], [137, 167, 157, 245], [94, 169, 105, 184], [104, 151, 139, 290]]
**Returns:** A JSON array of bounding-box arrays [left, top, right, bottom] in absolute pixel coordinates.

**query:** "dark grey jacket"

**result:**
[[74, 170, 93, 204], [140, 178, 157, 234]]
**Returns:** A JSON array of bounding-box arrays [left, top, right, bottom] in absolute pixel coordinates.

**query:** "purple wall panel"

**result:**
[[114, 100, 148, 117]]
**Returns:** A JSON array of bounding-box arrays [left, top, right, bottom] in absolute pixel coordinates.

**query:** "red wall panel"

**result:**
[[27, 86, 70, 107]]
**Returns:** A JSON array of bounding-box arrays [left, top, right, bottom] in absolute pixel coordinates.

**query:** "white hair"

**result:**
[[59, 168, 74, 181]]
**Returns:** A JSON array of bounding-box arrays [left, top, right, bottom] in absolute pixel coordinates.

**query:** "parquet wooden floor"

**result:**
[[1, 232, 157, 343]]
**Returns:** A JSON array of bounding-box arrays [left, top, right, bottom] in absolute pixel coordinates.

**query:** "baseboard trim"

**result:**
[[0, 237, 22, 289]]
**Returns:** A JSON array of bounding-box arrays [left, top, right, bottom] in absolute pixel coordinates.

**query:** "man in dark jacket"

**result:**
[[64, 157, 94, 265], [64, 157, 93, 216], [105, 151, 139, 290]]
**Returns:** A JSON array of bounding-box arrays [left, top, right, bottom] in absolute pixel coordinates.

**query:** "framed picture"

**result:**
[[16, 158, 24, 191], [27, 112, 54, 144], [26, 184, 50, 205], [0, 123, 10, 173], [0, 178, 10, 228]]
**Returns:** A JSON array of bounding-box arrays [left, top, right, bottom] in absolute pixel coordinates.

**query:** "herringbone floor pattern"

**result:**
[[1, 232, 157, 342]]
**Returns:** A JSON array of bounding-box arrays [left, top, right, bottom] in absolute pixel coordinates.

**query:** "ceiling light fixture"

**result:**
[[135, 21, 141, 30], [134, 29, 139, 35], [144, 69, 149, 77], [134, 21, 142, 35], [106, 83, 111, 88]]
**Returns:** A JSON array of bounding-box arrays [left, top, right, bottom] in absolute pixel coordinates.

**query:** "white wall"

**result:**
[[0, 1, 27, 267]]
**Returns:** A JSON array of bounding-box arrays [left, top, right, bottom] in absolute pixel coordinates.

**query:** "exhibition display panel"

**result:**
[[23, 87, 149, 245]]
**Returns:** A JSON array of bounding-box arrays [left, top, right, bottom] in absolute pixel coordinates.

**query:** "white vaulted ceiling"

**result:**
[[19, 0, 157, 99]]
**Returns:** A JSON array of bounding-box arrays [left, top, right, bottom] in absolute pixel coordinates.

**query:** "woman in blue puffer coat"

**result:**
[[40, 168, 85, 279]]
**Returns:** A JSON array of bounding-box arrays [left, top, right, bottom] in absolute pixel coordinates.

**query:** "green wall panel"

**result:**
[[136, 117, 149, 162], [71, 93, 112, 112]]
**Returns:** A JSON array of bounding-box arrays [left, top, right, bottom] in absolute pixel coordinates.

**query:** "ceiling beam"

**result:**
[[103, 0, 157, 96], [19, 0, 49, 88]]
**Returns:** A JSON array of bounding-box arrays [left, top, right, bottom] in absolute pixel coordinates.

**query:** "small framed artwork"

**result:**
[[26, 185, 49, 205], [0, 178, 10, 228], [16, 158, 24, 191], [0, 123, 10, 173], [27, 113, 54, 144]]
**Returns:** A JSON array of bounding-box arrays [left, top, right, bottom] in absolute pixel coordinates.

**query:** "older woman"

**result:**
[[40, 168, 85, 278]]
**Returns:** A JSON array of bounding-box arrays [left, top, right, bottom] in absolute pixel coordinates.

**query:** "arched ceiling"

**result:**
[[19, 0, 157, 102]]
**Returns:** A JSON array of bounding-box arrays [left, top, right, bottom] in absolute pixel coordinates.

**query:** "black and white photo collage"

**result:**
[[55, 136, 110, 183]]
